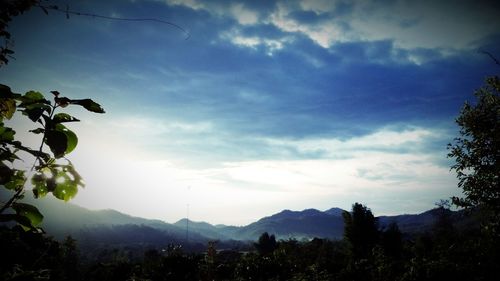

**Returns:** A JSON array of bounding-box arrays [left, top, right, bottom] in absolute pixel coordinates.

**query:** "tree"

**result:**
[[254, 232, 277, 256], [0, 0, 40, 66], [379, 222, 403, 259], [342, 203, 379, 259], [448, 75, 500, 234]]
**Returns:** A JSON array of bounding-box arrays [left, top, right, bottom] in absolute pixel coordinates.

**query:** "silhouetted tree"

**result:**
[[254, 232, 277, 256], [342, 203, 379, 260], [448, 75, 500, 235], [380, 222, 403, 259]]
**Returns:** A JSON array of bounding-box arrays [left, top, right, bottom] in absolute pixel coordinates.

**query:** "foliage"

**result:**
[[0, 85, 104, 231], [448, 75, 500, 235], [2, 204, 500, 281], [254, 231, 277, 256], [0, 0, 40, 66], [342, 202, 379, 260]]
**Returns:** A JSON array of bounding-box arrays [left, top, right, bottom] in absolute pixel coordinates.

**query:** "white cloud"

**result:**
[[221, 28, 293, 55], [230, 3, 259, 25], [67, 122, 457, 225], [263, 127, 438, 158], [162, 0, 499, 57], [165, 0, 206, 10]]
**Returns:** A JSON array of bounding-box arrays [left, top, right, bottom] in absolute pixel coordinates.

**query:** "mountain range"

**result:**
[[1, 191, 473, 252]]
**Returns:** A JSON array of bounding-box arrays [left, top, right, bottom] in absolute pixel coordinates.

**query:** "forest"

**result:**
[[0, 201, 499, 281], [1, 1, 500, 280]]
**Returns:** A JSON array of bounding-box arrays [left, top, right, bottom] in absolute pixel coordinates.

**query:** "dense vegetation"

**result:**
[[1, 202, 499, 281]]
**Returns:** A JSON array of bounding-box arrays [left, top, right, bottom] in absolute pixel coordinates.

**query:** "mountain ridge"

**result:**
[[1, 190, 466, 247]]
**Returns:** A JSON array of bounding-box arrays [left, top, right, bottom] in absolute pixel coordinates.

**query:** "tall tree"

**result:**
[[448, 75, 500, 235], [342, 203, 379, 259], [254, 232, 277, 256]]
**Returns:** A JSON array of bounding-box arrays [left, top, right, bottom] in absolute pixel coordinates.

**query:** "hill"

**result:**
[[1, 189, 473, 250]]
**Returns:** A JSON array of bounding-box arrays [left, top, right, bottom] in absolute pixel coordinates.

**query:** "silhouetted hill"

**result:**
[[174, 218, 236, 240], [1, 189, 475, 249], [324, 207, 345, 217], [233, 208, 345, 240]]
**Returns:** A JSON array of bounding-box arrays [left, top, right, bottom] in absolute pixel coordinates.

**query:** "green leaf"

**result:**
[[53, 113, 80, 123], [4, 170, 26, 190], [18, 91, 51, 122], [58, 124, 78, 155], [31, 173, 48, 198], [0, 214, 33, 230], [44, 124, 78, 158], [0, 85, 17, 120], [0, 125, 15, 142], [45, 130, 67, 158], [70, 99, 105, 113], [20, 103, 52, 123], [23, 91, 45, 101], [0, 98, 16, 120], [12, 203, 44, 227], [53, 171, 78, 201]]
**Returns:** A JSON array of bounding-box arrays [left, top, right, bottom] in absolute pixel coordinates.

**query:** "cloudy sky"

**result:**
[[2, 0, 499, 225]]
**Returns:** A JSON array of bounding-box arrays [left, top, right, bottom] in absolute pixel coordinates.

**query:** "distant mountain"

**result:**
[[324, 207, 345, 217], [173, 218, 236, 241], [1, 189, 474, 250], [233, 208, 345, 240]]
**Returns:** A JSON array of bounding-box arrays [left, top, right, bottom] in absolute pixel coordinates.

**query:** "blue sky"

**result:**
[[2, 0, 500, 225]]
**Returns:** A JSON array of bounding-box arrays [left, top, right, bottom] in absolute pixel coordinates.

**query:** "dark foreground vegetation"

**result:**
[[1, 203, 499, 281]]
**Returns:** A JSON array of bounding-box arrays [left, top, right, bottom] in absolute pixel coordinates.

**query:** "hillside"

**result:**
[[1, 189, 470, 248]]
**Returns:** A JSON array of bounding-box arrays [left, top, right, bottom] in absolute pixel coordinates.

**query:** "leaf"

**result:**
[[22, 91, 45, 102], [0, 147, 19, 162], [20, 102, 52, 122], [12, 203, 44, 227], [3, 170, 26, 190], [0, 98, 16, 120], [0, 214, 33, 230], [32, 173, 48, 198], [55, 96, 70, 108], [0, 163, 14, 185], [44, 124, 78, 158], [52, 170, 78, 201], [0, 125, 15, 142], [29, 128, 45, 134], [0, 84, 20, 100], [53, 113, 80, 123], [58, 124, 78, 154], [45, 129, 67, 158], [18, 91, 51, 121], [21, 107, 46, 122], [70, 99, 105, 113]]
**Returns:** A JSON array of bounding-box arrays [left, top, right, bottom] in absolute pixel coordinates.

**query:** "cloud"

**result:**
[[221, 28, 293, 55], [69, 122, 457, 224], [230, 3, 259, 25], [162, 0, 500, 61]]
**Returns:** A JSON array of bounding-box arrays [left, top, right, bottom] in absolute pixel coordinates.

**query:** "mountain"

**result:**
[[1, 189, 473, 249], [233, 208, 345, 240]]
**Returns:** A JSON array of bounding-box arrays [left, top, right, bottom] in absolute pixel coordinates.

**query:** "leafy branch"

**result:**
[[0, 84, 104, 231]]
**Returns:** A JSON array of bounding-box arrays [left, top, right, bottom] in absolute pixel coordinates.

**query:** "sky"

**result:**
[[1, 0, 500, 226]]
